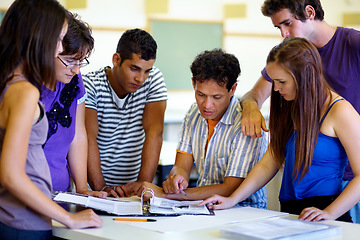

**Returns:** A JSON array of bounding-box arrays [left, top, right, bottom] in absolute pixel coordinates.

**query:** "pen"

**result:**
[[179, 188, 187, 196], [113, 218, 157, 222]]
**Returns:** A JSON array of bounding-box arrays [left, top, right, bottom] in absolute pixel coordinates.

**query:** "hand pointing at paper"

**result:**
[[197, 194, 238, 210], [163, 173, 189, 195]]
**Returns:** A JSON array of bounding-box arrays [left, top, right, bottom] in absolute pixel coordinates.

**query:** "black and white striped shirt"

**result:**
[[83, 66, 167, 185]]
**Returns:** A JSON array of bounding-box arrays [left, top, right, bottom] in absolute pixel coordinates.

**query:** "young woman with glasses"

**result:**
[[41, 13, 107, 198]]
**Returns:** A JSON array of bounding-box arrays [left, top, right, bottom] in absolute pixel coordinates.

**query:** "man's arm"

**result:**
[[161, 152, 244, 200], [240, 76, 272, 138], [141, 176, 243, 201], [85, 108, 107, 191], [162, 151, 194, 194], [122, 100, 166, 196], [139, 100, 166, 181], [179, 176, 243, 200]]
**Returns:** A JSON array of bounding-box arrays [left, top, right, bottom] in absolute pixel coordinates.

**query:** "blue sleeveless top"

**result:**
[[279, 99, 348, 202]]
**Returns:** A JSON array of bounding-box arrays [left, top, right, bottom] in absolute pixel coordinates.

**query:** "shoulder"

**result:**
[[223, 97, 241, 123], [230, 97, 241, 113], [8, 81, 39, 100], [83, 67, 109, 83], [337, 27, 360, 48], [188, 102, 200, 115], [328, 99, 356, 116], [324, 99, 360, 132], [147, 66, 165, 83], [140, 66, 168, 100], [182, 103, 202, 124], [83, 68, 110, 90], [3, 81, 39, 113], [339, 26, 360, 36], [319, 98, 360, 143], [149, 66, 162, 76]]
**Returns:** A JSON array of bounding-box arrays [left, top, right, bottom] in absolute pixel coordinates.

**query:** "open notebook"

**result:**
[[53, 191, 213, 216]]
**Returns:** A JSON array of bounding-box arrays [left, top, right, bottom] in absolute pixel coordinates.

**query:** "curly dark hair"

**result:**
[[116, 28, 157, 65], [190, 49, 240, 92], [261, 0, 324, 21]]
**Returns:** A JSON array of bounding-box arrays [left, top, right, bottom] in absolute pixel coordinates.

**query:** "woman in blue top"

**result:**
[[200, 37, 360, 222]]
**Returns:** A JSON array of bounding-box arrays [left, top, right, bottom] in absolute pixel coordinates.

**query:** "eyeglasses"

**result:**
[[57, 56, 89, 69]]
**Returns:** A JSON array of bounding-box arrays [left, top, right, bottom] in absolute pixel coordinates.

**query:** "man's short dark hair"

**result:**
[[261, 0, 324, 21], [116, 28, 157, 65], [190, 49, 240, 91]]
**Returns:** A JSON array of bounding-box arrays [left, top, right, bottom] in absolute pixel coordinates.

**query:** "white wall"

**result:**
[[1, 0, 358, 97], [77, 0, 278, 95], [68, 0, 359, 99], [0, 0, 13, 8]]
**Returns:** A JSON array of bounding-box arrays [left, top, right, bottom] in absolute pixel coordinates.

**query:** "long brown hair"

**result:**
[[0, 0, 70, 96], [268, 38, 331, 180]]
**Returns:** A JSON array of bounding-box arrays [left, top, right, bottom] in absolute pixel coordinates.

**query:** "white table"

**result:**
[[52, 206, 360, 240]]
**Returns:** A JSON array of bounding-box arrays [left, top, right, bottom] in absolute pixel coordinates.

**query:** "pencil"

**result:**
[[113, 218, 157, 222], [179, 188, 187, 196]]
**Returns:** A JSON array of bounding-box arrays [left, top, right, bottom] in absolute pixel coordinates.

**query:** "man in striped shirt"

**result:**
[[141, 49, 268, 208], [83, 29, 167, 197]]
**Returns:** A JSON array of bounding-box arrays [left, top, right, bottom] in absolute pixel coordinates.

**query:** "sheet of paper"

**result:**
[[220, 218, 341, 240], [214, 206, 288, 223], [150, 196, 211, 215], [127, 206, 289, 233]]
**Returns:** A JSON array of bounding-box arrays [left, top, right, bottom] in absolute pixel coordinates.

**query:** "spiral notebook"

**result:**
[[53, 190, 213, 216]]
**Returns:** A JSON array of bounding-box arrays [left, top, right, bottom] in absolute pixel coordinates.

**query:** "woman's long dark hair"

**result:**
[[0, 0, 70, 96], [268, 37, 332, 180]]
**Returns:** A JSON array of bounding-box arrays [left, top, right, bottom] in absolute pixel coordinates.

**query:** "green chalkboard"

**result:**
[[151, 20, 223, 90]]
